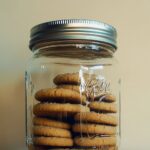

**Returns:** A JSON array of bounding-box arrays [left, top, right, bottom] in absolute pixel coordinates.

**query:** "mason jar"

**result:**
[[25, 19, 120, 150]]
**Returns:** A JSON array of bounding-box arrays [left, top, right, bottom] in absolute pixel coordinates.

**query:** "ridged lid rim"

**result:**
[[29, 19, 117, 50]]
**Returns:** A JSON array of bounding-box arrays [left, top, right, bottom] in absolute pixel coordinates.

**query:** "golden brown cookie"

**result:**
[[89, 102, 117, 113], [33, 137, 73, 147], [35, 88, 86, 104], [29, 147, 48, 150], [108, 146, 117, 150], [74, 112, 117, 126], [72, 123, 116, 135], [29, 145, 116, 150], [33, 103, 90, 117], [74, 136, 116, 147], [87, 146, 117, 150], [34, 112, 71, 119], [95, 94, 116, 102], [57, 85, 80, 93], [54, 73, 80, 85], [28, 145, 46, 150], [33, 117, 71, 129], [33, 126, 72, 138]]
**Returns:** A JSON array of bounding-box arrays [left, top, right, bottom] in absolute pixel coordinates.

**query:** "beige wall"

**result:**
[[0, 0, 150, 149]]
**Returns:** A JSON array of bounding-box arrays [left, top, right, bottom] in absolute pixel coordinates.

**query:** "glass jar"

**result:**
[[26, 19, 120, 150]]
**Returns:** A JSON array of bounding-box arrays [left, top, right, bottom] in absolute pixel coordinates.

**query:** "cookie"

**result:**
[[89, 102, 117, 113], [34, 112, 71, 119], [57, 85, 80, 93], [33, 117, 71, 129], [33, 137, 73, 147], [33, 126, 71, 138], [74, 112, 117, 126], [28, 145, 46, 150], [74, 136, 116, 147], [28, 145, 47, 150], [95, 94, 116, 102], [33, 103, 90, 117], [29, 145, 116, 150], [35, 88, 86, 104], [108, 146, 117, 150], [53, 73, 80, 85], [90, 146, 117, 150], [72, 123, 116, 135]]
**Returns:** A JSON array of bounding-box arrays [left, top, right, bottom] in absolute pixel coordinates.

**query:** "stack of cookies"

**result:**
[[64, 74, 118, 149], [32, 72, 118, 150], [33, 117, 73, 148], [33, 73, 90, 148], [73, 112, 117, 149]]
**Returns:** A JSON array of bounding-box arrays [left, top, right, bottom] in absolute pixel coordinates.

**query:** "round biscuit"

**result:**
[[95, 94, 116, 102], [74, 112, 117, 126], [34, 112, 71, 119], [57, 85, 80, 93], [33, 103, 90, 117], [35, 88, 86, 104], [74, 136, 116, 147], [33, 137, 73, 147], [89, 102, 117, 113], [33, 126, 71, 138], [29, 145, 116, 150], [33, 117, 71, 129], [72, 123, 116, 135], [28, 145, 46, 150], [53, 73, 80, 85]]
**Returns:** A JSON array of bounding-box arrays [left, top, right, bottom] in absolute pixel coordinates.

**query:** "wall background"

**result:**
[[0, 0, 150, 150]]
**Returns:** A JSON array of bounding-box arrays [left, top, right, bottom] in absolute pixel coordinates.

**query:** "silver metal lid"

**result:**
[[29, 19, 117, 50]]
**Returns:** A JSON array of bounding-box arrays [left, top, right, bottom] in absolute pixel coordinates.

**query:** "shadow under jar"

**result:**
[[26, 19, 121, 150]]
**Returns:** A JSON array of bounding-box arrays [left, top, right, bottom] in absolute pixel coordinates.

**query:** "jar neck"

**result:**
[[32, 40, 116, 59]]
